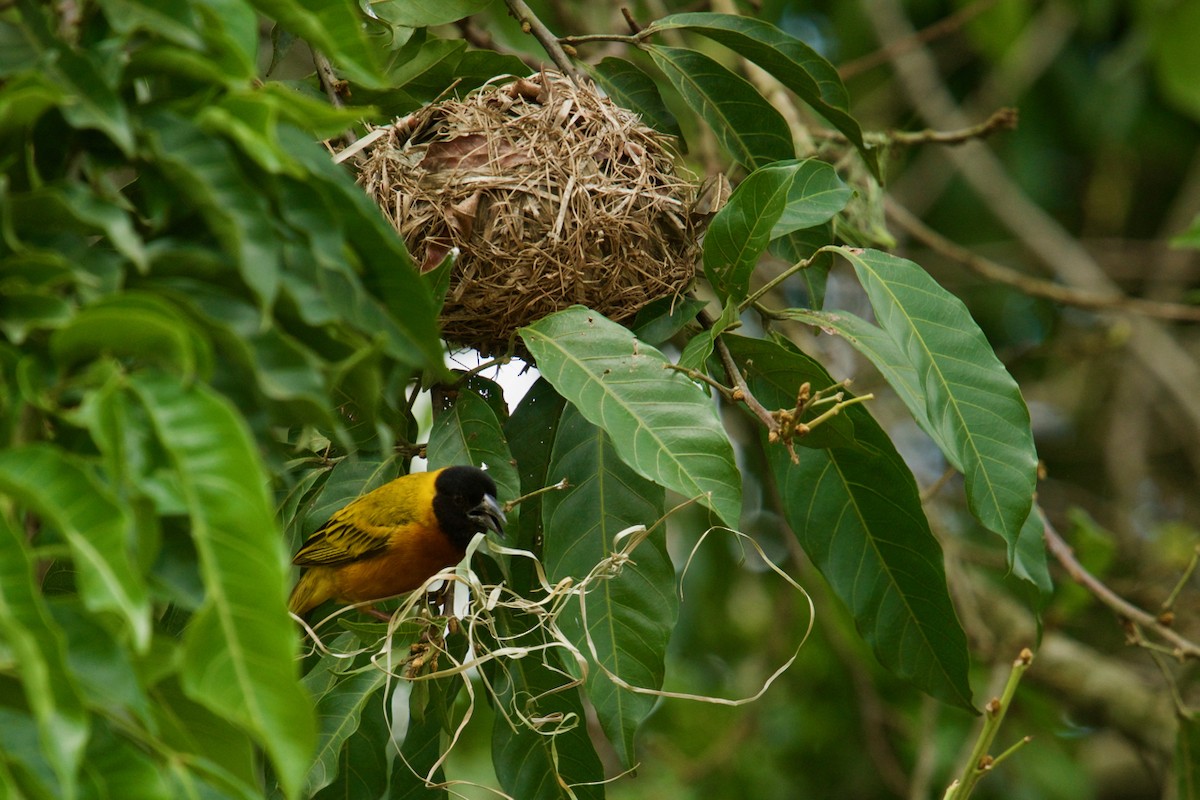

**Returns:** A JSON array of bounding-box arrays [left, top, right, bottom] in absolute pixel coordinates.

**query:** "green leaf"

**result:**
[[0, 514, 88, 799], [383, 38, 466, 91], [542, 405, 672, 768], [831, 247, 1038, 553], [303, 666, 387, 795], [768, 223, 833, 308], [142, 111, 282, 310], [776, 306, 933, 446], [1179, 712, 1200, 800], [0, 73, 65, 134], [486, 611, 605, 800], [8, 184, 146, 271], [129, 372, 315, 800], [703, 160, 804, 302], [646, 45, 793, 170], [1150, 0, 1200, 123], [370, 0, 493, 27], [94, 0, 204, 49], [17, 7, 135, 153], [427, 386, 521, 533], [676, 298, 737, 374], [0, 291, 72, 343], [277, 125, 444, 372], [770, 160, 853, 238], [1174, 212, 1200, 249], [739, 336, 974, 710], [1013, 506, 1052, 604], [50, 600, 150, 724], [504, 378, 567, 592], [78, 722, 173, 800], [50, 294, 211, 380], [311, 680, 393, 800], [521, 306, 742, 529], [591, 57, 683, 140], [630, 295, 707, 346], [0, 444, 151, 650], [148, 678, 259, 795], [649, 12, 880, 180], [248, 0, 387, 88]]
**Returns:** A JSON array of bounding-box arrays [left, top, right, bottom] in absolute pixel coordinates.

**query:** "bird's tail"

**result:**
[[287, 571, 323, 617]]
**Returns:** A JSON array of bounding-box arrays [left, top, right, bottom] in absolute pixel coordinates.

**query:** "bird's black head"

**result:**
[[432, 466, 506, 549]]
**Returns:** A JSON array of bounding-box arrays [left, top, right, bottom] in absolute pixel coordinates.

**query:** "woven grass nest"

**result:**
[[355, 71, 700, 355]]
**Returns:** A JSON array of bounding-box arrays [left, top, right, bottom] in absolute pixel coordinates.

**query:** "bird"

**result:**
[[287, 466, 506, 617]]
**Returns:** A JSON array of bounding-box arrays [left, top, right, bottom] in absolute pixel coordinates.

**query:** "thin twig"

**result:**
[[503, 478, 569, 513], [455, 18, 541, 71], [664, 363, 739, 400], [741, 254, 817, 310], [888, 106, 1019, 145], [558, 32, 643, 47], [503, 0, 583, 83], [1161, 545, 1200, 617], [708, 318, 787, 443], [1043, 516, 1200, 660], [888, 198, 1200, 323], [839, 0, 999, 81], [944, 649, 1033, 799], [815, 107, 1019, 148]]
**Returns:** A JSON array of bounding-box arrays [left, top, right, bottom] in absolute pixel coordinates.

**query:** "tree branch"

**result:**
[[888, 198, 1200, 323], [1043, 515, 1200, 660], [503, 0, 583, 83]]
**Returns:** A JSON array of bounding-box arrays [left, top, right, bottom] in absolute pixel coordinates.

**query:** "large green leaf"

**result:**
[[16, 4, 134, 153], [703, 160, 804, 302], [149, 678, 259, 797], [591, 57, 684, 140], [521, 306, 742, 529], [735, 337, 973, 710], [427, 385, 521, 533], [7, 183, 146, 271], [142, 111, 281, 310], [486, 609, 605, 800], [50, 293, 212, 381], [542, 405, 672, 768], [768, 223, 834, 308], [0, 445, 151, 650], [311, 680, 393, 800], [648, 12, 880, 180], [830, 247, 1037, 552], [302, 664, 387, 796], [248, 0, 387, 88], [646, 45, 793, 170], [276, 125, 444, 372], [504, 378, 568, 591], [0, 514, 88, 799], [1179, 712, 1200, 800], [78, 722, 173, 800], [770, 160, 854, 238], [370, 0, 493, 27], [129, 372, 314, 800]]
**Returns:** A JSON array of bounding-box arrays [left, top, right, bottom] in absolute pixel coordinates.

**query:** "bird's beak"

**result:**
[[471, 493, 507, 538]]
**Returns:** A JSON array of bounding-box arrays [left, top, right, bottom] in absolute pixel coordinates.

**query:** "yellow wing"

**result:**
[[291, 470, 440, 567]]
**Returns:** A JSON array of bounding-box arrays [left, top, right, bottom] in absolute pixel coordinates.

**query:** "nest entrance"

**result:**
[[355, 72, 699, 355]]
